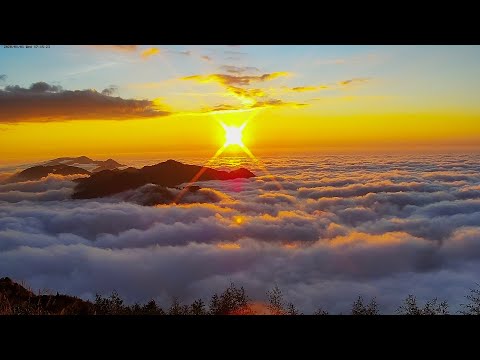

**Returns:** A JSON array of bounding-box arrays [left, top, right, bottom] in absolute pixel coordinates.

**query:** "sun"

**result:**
[[221, 122, 246, 147]]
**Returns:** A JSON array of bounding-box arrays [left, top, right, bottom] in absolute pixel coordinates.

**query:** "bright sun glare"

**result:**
[[221, 122, 246, 147]]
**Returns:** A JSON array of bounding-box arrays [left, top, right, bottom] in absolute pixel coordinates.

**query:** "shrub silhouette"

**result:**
[[266, 284, 303, 315], [94, 291, 126, 315], [460, 283, 480, 315], [168, 297, 190, 315], [351, 296, 379, 315], [267, 284, 286, 315], [209, 283, 251, 315], [313, 307, 329, 315], [190, 299, 207, 315], [0, 277, 93, 315], [141, 299, 165, 315], [286, 302, 302, 315], [397, 295, 449, 315], [2, 276, 474, 315]]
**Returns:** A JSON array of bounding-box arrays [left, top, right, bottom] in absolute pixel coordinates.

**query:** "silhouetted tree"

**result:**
[[190, 299, 207, 315], [209, 283, 251, 315], [397, 295, 448, 315], [141, 299, 164, 315], [397, 295, 422, 315], [351, 296, 379, 315], [94, 290, 125, 315], [422, 298, 449, 315], [4, 276, 470, 315], [267, 284, 285, 315], [286, 302, 302, 315], [130, 303, 142, 314], [313, 307, 329, 315], [210, 294, 221, 315], [168, 297, 189, 315], [460, 284, 480, 315]]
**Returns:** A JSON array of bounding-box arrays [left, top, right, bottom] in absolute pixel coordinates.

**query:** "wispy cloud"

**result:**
[[199, 104, 243, 113], [167, 50, 191, 56], [309, 95, 389, 104], [220, 65, 260, 74], [67, 62, 120, 77], [315, 58, 346, 65], [316, 53, 383, 66], [183, 72, 289, 86], [166, 50, 215, 63], [224, 50, 247, 56], [226, 86, 265, 99], [291, 85, 328, 92], [141, 47, 160, 59], [88, 45, 138, 52], [0, 74, 7, 82], [251, 99, 307, 108], [283, 78, 369, 95], [199, 98, 307, 114], [339, 78, 371, 86]]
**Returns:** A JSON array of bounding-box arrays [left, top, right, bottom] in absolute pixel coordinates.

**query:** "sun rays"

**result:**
[[170, 83, 285, 204], [221, 122, 246, 147]]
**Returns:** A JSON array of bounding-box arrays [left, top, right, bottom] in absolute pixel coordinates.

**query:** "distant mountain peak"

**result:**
[[76, 156, 93, 162], [43, 156, 125, 173], [5, 164, 91, 183], [72, 159, 255, 199]]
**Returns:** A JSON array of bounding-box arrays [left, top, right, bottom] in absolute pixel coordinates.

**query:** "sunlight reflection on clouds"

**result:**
[[1, 153, 480, 313]]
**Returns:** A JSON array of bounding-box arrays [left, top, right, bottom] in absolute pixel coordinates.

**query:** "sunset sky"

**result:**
[[1, 45, 480, 162], [3, 44, 480, 314]]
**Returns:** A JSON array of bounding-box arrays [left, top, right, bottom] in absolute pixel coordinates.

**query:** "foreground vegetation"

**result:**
[[1, 277, 479, 315]]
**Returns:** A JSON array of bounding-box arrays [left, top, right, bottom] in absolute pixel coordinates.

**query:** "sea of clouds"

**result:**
[[1, 153, 480, 313]]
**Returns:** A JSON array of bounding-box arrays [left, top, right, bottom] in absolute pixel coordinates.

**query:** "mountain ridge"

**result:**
[[72, 159, 255, 199], [45, 156, 125, 172], [5, 164, 91, 183]]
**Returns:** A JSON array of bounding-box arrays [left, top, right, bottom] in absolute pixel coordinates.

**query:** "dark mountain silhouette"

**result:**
[[6, 164, 91, 183], [45, 156, 95, 165], [91, 159, 126, 173], [0, 277, 93, 315], [45, 156, 125, 173], [72, 159, 256, 199]]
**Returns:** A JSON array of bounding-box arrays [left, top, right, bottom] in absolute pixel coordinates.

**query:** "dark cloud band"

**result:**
[[0, 82, 170, 123]]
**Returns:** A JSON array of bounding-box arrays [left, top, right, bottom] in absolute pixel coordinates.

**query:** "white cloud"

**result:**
[[1, 153, 480, 313]]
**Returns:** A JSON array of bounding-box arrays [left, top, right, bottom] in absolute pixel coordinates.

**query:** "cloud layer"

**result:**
[[1, 154, 480, 313]]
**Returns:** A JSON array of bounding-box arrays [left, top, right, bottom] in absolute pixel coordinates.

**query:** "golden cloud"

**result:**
[[141, 47, 160, 59], [182, 72, 289, 86], [291, 85, 329, 92], [199, 99, 307, 114]]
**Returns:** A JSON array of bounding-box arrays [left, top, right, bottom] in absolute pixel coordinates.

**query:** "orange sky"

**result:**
[[1, 45, 480, 163]]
